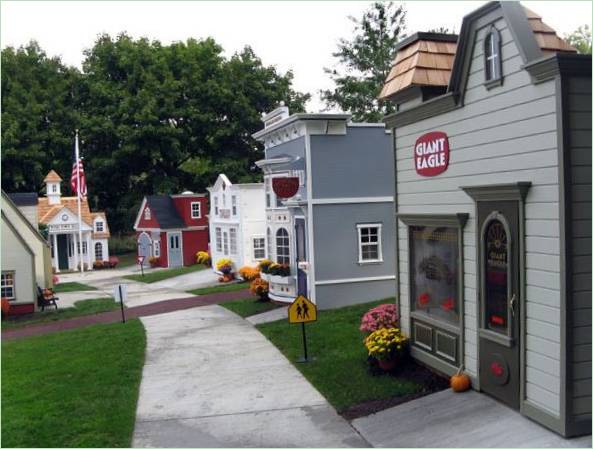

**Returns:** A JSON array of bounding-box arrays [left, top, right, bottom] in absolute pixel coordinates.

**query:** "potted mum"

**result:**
[[216, 258, 234, 282], [258, 259, 273, 280], [268, 263, 291, 284], [148, 256, 159, 268], [250, 278, 269, 301], [196, 251, 211, 267], [239, 265, 260, 282], [360, 303, 399, 333], [364, 327, 409, 372]]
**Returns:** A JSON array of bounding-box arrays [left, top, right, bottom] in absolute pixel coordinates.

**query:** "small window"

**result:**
[[82, 241, 87, 254], [51, 184, 57, 193], [276, 228, 290, 265], [357, 224, 383, 263], [1, 272, 15, 300], [95, 221, 104, 232], [229, 228, 237, 255], [191, 202, 201, 219], [214, 197, 219, 216], [94, 242, 103, 260], [153, 240, 160, 257], [484, 27, 502, 83], [231, 196, 237, 216], [215, 228, 222, 252], [144, 207, 151, 220], [253, 237, 266, 260]]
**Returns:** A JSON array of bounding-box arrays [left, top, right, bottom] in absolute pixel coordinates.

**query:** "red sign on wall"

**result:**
[[272, 177, 299, 199], [414, 131, 450, 177]]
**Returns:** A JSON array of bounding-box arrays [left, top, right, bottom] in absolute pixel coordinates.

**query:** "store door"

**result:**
[[295, 218, 308, 296], [138, 233, 152, 266], [477, 201, 521, 409], [168, 232, 182, 267], [57, 234, 69, 270]]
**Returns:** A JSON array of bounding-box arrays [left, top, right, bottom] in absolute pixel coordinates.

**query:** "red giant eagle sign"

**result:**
[[414, 131, 450, 177], [273, 177, 299, 199]]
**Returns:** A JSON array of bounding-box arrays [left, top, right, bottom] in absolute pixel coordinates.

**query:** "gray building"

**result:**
[[380, 2, 590, 438], [253, 107, 395, 309]]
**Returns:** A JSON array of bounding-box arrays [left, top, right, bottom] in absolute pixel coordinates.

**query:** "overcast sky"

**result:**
[[2, 1, 591, 112]]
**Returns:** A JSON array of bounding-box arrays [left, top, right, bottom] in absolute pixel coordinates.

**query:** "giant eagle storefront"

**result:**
[[380, 2, 591, 438]]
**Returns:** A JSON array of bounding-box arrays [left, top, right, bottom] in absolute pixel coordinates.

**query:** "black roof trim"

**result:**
[[146, 195, 186, 229], [393, 32, 459, 53], [7, 192, 38, 206]]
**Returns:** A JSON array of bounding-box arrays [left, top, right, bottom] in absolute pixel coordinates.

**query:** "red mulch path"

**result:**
[[2, 291, 255, 341]]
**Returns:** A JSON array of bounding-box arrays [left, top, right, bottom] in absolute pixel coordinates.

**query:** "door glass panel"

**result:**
[[484, 219, 509, 334]]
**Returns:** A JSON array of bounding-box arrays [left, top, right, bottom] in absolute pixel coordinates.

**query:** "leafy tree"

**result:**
[[427, 27, 455, 34], [1, 42, 80, 192], [565, 25, 592, 54], [321, 2, 406, 122]]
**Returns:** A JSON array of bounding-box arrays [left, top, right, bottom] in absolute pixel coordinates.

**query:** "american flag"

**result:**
[[70, 159, 87, 197]]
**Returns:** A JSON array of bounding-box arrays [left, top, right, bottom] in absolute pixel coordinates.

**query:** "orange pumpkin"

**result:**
[[450, 367, 471, 392]]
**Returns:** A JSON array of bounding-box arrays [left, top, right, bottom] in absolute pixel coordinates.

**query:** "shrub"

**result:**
[[216, 258, 234, 275], [239, 266, 260, 281], [268, 263, 290, 277], [196, 251, 211, 266], [109, 234, 137, 255], [364, 327, 408, 361], [1, 298, 10, 319], [360, 303, 399, 333], [258, 259, 273, 274], [108, 256, 119, 268], [250, 278, 269, 300]]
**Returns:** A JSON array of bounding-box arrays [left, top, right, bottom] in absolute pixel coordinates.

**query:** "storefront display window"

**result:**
[[410, 225, 459, 324], [484, 218, 509, 334]]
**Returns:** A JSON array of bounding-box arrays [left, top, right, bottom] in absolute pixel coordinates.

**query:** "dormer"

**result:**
[[379, 32, 458, 111], [44, 170, 62, 205]]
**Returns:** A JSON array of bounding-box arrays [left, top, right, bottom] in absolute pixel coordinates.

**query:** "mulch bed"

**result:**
[[340, 358, 450, 421]]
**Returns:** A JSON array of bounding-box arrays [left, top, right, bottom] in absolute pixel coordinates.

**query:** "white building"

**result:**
[[38, 170, 111, 272], [207, 174, 266, 273]]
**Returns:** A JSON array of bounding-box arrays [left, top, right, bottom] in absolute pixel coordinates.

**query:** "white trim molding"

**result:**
[[315, 275, 396, 286], [311, 196, 394, 205]]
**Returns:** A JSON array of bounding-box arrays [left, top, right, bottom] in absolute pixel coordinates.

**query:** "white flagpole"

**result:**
[[75, 130, 84, 273]]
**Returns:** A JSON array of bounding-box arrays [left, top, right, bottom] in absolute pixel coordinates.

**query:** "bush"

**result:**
[[216, 258, 234, 275], [196, 251, 211, 266], [258, 259, 273, 274], [268, 263, 290, 277], [109, 234, 137, 255], [250, 278, 269, 300], [108, 256, 119, 268], [239, 266, 260, 281], [360, 303, 399, 333]]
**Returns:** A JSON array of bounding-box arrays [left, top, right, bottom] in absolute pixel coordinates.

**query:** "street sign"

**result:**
[[288, 295, 317, 323], [137, 256, 145, 265], [113, 284, 128, 323]]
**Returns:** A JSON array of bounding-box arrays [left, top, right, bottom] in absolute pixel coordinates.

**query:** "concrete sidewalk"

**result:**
[[132, 306, 368, 448], [352, 389, 592, 448]]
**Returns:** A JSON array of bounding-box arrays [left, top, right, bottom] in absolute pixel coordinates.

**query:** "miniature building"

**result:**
[[133, 192, 209, 268], [2, 191, 53, 314], [253, 106, 395, 309], [381, 2, 590, 437], [207, 174, 265, 273], [37, 170, 111, 272]]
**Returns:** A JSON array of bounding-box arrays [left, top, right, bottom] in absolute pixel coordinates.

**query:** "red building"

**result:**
[[133, 192, 209, 268]]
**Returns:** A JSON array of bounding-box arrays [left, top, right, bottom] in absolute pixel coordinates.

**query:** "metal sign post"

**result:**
[[137, 256, 145, 277], [113, 284, 128, 323], [288, 295, 317, 363]]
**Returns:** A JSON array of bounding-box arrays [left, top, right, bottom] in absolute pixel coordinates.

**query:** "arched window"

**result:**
[[276, 228, 290, 265], [484, 27, 502, 83], [95, 242, 103, 261]]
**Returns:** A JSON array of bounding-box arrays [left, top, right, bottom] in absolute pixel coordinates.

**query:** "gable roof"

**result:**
[[7, 192, 38, 206], [38, 196, 94, 227], [1, 190, 48, 247], [145, 195, 185, 229]]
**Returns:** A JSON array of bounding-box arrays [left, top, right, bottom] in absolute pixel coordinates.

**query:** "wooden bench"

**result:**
[[37, 287, 59, 312]]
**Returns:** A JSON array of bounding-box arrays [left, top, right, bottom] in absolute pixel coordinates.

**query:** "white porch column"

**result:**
[[73, 232, 80, 271], [86, 233, 92, 268], [52, 233, 60, 273]]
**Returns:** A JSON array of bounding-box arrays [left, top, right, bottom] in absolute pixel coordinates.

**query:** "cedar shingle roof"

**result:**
[[379, 35, 458, 100], [523, 7, 577, 55], [43, 170, 62, 182], [38, 197, 110, 238]]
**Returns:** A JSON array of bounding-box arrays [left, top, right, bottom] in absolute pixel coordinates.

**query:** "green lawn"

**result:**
[[123, 263, 206, 283], [188, 282, 251, 296], [221, 297, 281, 318], [52, 281, 98, 293], [1, 320, 146, 447], [256, 299, 423, 412], [2, 298, 120, 330]]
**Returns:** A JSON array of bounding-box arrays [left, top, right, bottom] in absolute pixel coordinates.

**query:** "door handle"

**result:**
[[509, 294, 517, 317]]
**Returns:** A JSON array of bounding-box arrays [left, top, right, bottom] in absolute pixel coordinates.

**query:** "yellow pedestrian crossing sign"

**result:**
[[288, 295, 317, 323]]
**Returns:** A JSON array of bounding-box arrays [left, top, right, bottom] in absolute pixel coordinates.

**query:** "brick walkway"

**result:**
[[2, 290, 254, 341]]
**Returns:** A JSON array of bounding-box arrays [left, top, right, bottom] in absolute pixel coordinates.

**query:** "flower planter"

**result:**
[[260, 272, 271, 282], [270, 274, 291, 285], [378, 358, 397, 371]]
